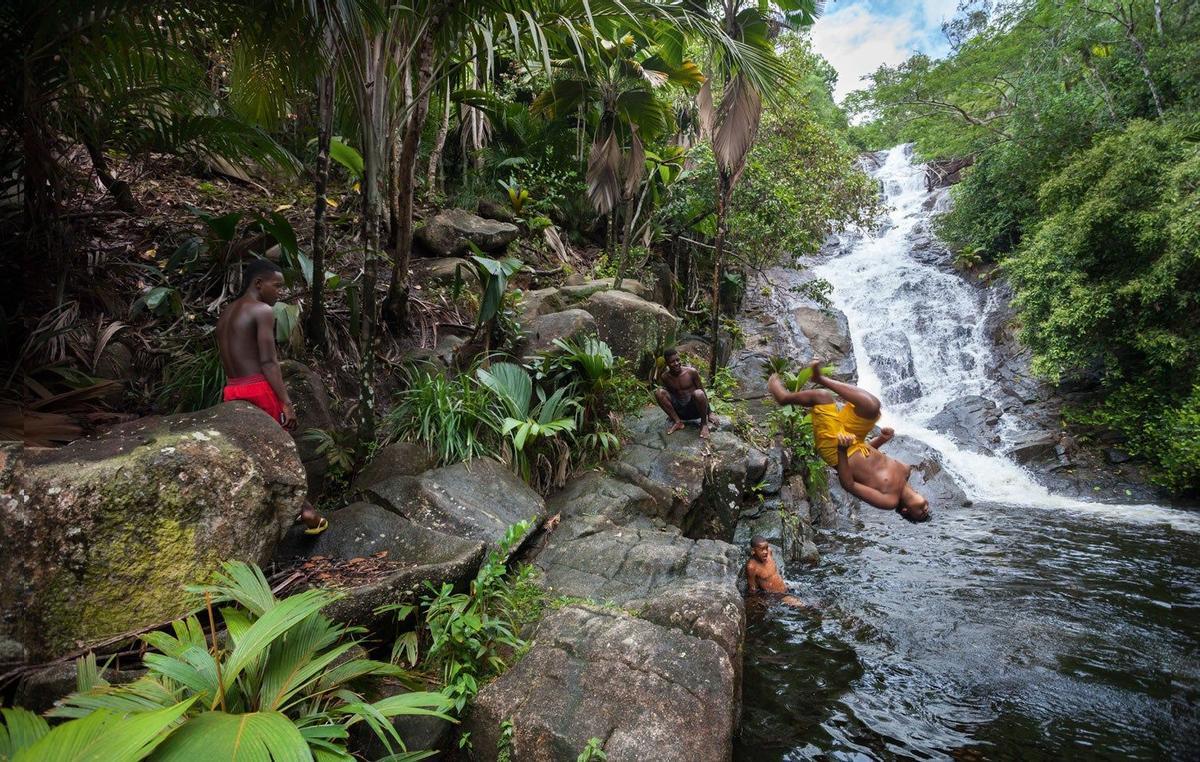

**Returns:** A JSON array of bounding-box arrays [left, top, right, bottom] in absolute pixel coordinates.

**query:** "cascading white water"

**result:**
[[812, 145, 1199, 532]]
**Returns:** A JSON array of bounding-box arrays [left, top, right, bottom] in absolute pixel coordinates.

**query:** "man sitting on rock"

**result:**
[[653, 347, 711, 439], [767, 360, 930, 523], [216, 258, 328, 534]]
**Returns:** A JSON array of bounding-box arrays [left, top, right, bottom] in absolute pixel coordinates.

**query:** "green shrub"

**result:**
[[385, 362, 504, 467]]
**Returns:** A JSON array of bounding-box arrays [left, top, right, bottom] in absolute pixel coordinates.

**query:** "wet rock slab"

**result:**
[[465, 605, 735, 762], [365, 457, 546, 553]]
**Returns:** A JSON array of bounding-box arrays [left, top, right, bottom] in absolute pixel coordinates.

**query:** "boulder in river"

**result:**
[[790, 306, 857, 381], [415, 208, 520, 257], [928, 395, 1001, 455], [0, 402, 306, 659]]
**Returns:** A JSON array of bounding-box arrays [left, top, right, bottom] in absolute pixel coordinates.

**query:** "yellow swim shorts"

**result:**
[[812, 402, 879, 466]]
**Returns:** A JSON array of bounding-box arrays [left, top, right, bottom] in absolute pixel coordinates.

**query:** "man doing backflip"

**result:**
[[768, 360, 930, 523], [216, 259, 328, 534]]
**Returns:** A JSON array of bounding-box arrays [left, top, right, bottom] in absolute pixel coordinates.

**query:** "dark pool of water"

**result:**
[[734, 501, 1200, 761]]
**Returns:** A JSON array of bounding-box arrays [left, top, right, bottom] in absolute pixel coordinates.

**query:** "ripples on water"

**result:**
[[737, 145, 1200, 760], [736, 503, 1200, 760]]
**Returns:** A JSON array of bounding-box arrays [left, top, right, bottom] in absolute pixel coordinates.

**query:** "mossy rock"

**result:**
[[576, 289, 679, 377], [0, 402, 306, 659]]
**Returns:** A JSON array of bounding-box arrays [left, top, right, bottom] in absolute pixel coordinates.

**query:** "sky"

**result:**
[[810, 0, 958, 102]]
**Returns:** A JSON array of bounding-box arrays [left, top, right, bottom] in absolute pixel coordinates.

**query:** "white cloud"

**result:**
[[811, 1, 954, 103]]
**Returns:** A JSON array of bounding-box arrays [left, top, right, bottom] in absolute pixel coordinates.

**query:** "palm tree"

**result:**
[[699, 0, 823, 380]]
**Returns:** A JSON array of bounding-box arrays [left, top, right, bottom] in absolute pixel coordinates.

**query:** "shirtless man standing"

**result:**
[[768, 359, 930, 523], [653, 347, 711, 438], [217, 259, 327, 534]]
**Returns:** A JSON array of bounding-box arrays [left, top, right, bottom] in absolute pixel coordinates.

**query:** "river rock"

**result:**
[[862, 330, 923, 405], [790, 307, 857, 381], [0, 402, 306, 659], [415, 208, 520, 257], [275, 502, 485, 627], [1007, 433, 1062, 466], [606, 406, 764, 541], [577, 290, 678, 375], [282, 361, 337, 495], [365, 457, 546, 553], [464, 604, 735, 762], [353, 441, 436, 493], [885, 435, 972, 509], [547, 470, 656, 524], [928, 395, 1001, 455], [522, 309, 596, 355]]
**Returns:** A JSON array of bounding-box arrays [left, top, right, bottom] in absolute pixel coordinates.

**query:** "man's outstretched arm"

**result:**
[[869, 427, 895, 450]]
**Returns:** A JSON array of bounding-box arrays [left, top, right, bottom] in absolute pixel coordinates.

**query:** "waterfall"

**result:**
[[812, 145, 1199, 532]]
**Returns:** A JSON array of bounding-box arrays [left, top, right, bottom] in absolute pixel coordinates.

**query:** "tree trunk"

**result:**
[[307, 69, 334, 348], [383, 28, 437, 332], [1153, 0, 1164, 37], [709, 172, 731, 383], [1124, 25, 1165, 117], [82, 137, 141, 214], [425, 84, 451, 194]]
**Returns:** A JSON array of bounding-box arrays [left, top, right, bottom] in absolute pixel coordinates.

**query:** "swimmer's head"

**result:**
[[897, 484, 930, 523], [750, 535, 771, 562]]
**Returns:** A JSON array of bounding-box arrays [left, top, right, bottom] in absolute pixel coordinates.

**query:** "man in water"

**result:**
[[745, 535, 787, 594], [216, 259, 327, 534], [653, 347, 711, 438], [745, 536, 807, 607], [768, 359, 930, 523]]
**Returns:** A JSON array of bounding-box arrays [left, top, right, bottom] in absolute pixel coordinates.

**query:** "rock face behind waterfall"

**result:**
[[0, 402, 306, 659]]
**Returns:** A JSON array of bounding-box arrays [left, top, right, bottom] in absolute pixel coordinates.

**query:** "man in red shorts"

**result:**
[[216, 259, 327, 533]]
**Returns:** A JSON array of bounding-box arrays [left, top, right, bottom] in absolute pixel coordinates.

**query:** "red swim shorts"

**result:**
[[223, 374, 284, 426]]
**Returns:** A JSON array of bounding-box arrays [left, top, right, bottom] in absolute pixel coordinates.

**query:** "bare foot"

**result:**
[[666, 420, 685, 435], [298, 502, 328, 534], [699, 423, 711, 439]]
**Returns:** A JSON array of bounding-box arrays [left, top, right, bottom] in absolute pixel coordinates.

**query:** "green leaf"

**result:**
[[151, 710, 309, 762], [221, 588, 339, 693], [273, 302, 301, 344], [1, 707, 50, 757], [17, 699, 193, 762], [329, 138, 363, 179]]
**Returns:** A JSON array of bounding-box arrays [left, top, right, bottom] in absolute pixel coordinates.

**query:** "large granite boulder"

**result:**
[[534, 514, 744, 667], [546, 470, 657, 524], [557, 278, 651, 303], [464, 605, 736, 762], [522, 309, 596, 355], [282, 360, 337, 495], [576, 290, 678, 375], [0, 402, 305, 659], [415, 208, 520, 257], [365, 457, 546, 553], [606, 407, 765, 541], [790, 306, 857, 381], [274, 502, 485, 628], [885, 435, 972, 509], [928, 395, 1001, 455]]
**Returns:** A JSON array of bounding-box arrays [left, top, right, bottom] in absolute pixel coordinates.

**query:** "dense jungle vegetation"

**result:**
[[0, 2, 876, 755], [848, 0, 1200, 494]]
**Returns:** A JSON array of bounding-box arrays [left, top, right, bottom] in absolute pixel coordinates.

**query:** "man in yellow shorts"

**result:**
[[767, 360, 930, 523]]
